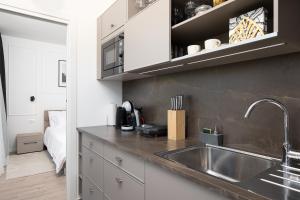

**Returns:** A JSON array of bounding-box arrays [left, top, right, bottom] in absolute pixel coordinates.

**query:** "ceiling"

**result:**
[[0, 9, 67, 45]]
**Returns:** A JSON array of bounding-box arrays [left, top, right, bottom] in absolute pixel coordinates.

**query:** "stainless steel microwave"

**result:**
[[102, 33, 124, 78]]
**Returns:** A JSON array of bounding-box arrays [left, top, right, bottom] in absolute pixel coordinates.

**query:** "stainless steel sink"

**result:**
[[158, 145, 280, 183]]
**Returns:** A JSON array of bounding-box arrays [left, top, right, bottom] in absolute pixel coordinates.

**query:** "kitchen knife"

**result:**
[[172, 97, 175, 110], [179, 95, 183, 110]]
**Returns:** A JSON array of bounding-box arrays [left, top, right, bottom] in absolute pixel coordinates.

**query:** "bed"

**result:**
[[43, 110, 66, 174]]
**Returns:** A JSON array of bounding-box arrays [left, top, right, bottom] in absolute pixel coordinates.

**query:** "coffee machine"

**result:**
[[115, 101, 142, 131]]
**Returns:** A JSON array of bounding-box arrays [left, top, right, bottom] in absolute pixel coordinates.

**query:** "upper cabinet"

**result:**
[[101, 0, 127, 39], [124, 0, 171, 72], [97, 0, 300, 80], [131, 0, 300, 76]]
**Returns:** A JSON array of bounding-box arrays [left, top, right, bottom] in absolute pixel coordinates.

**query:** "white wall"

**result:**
[[73, 0, 122, 127], [2, 35, 67, 152]]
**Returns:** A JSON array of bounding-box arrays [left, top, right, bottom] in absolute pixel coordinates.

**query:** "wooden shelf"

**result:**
[[172, 0, 273, 44]]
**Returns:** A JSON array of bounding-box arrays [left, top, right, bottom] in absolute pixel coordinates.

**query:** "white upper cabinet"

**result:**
[[101, 0, 127, 39], [124, 0, 171, 72]]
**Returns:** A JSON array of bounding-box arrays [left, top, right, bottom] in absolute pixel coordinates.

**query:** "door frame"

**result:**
[[0, 3, 78, 200]]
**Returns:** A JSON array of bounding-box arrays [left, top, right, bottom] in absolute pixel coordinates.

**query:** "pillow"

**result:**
[[48, 111, 66, 128]]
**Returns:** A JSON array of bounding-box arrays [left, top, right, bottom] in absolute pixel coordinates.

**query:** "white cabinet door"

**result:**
[[103, 143, 145, 182], [82, 147, 104, 189], [82, 176, 104, 200], [104, 160, 144, 200], [101, 0, 127, 39], [124, 0, 171, 72]]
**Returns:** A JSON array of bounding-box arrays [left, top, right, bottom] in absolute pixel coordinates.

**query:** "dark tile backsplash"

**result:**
[[123, 53, 300, 158]]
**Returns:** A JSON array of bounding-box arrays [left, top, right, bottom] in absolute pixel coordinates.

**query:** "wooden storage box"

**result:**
[[16, 133, 43, 154], [168, 110, 186, 140]]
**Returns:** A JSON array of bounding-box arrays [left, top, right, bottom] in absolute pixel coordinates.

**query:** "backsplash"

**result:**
[[123, 53, 300, 158]]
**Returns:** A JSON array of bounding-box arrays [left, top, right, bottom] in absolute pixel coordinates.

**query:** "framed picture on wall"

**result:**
[[58, 60, 67, 87]]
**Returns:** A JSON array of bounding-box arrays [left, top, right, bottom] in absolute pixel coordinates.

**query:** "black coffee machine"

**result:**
[[116, 101, 140, 131]]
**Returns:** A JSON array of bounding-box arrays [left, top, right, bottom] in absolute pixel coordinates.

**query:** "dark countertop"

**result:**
[[77, 126, 298, 200]]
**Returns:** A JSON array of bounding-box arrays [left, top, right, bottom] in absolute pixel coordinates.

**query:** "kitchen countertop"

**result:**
[[77, 126, 300, 200]]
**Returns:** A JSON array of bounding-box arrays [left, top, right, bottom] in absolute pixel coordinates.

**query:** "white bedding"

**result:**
[[44, 126, 66, 173]]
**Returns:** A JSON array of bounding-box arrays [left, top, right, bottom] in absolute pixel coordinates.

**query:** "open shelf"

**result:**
[[172, 33, 278, 62], [137, 31, 300, 76], [172, 0, 274, 44]]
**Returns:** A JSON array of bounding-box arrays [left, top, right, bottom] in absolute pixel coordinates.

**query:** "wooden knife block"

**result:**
[[168, 110, 186, 140]]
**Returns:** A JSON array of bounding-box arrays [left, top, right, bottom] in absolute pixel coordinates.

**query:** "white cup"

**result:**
[[187, 45, 201, 55], [204, 39, 221, 50]]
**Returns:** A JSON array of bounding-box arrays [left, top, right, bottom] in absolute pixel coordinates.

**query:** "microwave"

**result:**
[[102, 33, 124, 78]]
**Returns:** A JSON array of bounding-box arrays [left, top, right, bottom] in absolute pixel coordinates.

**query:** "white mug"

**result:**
[[187, 45, 201, 55], [204, 39, 221, 50]]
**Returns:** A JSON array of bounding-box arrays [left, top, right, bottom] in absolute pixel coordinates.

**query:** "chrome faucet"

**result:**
[[244, 98, 300, 166]]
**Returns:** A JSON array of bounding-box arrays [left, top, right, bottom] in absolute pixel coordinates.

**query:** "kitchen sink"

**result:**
[[157, 145, 280, 183]]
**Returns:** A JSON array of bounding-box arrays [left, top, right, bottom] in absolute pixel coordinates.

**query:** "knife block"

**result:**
[[168, 110, 186, 140]]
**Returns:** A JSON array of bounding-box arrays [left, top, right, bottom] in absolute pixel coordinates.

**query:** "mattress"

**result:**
[[44, 126, 66, 173]]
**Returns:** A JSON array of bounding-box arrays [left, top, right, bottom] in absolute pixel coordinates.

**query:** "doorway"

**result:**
[[0, 8, 69, 200]]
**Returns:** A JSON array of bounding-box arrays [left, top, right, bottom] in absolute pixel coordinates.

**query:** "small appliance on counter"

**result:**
[[116, 107, 127, 129], [136, 124, 167, 138], [115, 100, 143, 131]]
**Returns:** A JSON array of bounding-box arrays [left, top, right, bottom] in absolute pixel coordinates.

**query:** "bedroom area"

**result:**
[[0, 9, 67, 199]]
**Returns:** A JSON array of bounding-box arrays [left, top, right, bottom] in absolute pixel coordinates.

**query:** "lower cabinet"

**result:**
[[82, 176, 104, 200], [82, 147, 104, 189], [104, 161, 144, 200], [80, 133, 144, 200], [145, 162, 231, 200], [79, 132, 230, 200]]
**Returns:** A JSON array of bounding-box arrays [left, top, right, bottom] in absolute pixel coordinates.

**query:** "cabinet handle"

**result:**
[[115, 177, 123, 184], [89, 188, 94, 193], [24, 142, 38, 145], [115, 156, 122, 164]]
